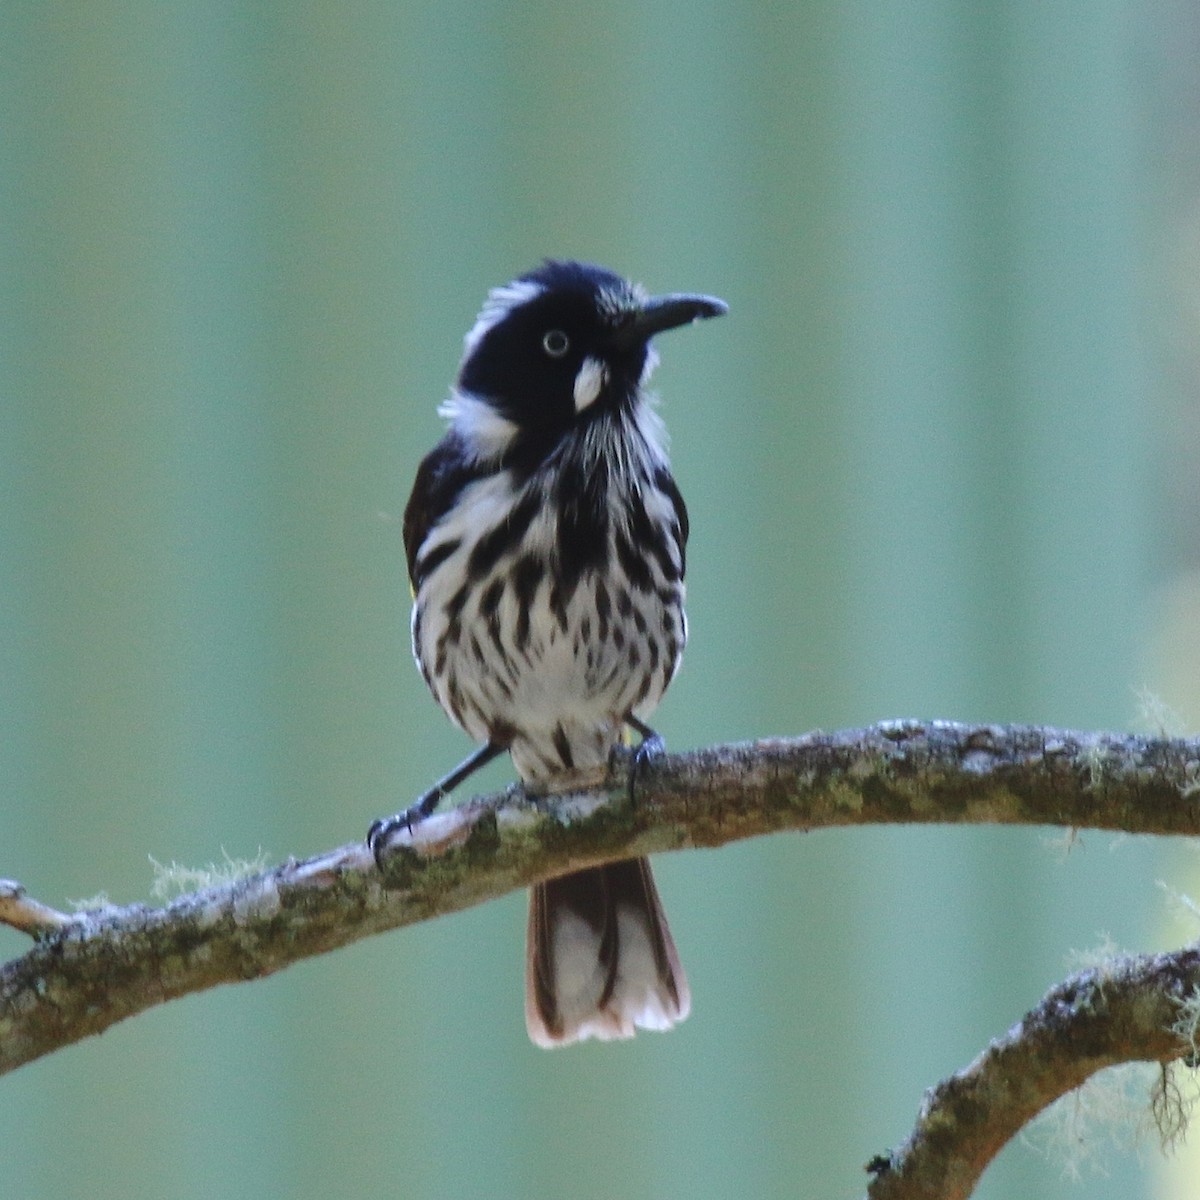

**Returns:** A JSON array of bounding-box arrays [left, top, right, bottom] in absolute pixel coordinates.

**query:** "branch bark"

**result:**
[[4, 720, 1200, 1195], [863, 947, 1200, 1200]]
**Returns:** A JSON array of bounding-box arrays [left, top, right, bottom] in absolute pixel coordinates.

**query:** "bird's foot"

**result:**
[[626, 719, 665, 806], [367, 792, 441, 868], [368, 742, 506, 869]]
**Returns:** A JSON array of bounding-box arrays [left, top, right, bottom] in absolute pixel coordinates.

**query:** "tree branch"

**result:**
[[863, 947, 1200, 1200], [4, 720, 1200, 1194]]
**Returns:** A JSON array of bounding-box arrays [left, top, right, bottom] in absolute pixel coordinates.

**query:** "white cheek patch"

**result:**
[[573, 356, 608, 411], [438, 389, 519, 460]]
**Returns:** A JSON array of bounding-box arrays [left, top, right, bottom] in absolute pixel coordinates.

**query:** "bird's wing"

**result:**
[[402, 431, 491, 590]]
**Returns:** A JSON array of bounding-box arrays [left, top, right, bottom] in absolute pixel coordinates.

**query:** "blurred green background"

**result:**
[[3, 3, 1200, 1198]]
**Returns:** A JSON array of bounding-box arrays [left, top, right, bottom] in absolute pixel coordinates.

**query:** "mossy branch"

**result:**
[[863, 947, 1200, 1200], [4, 720, 1200, 1198]]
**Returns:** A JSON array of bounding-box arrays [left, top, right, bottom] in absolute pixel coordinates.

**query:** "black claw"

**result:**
[[368, 790, 446, 867], [367, 807, 419, 868], [367, 741, 505, 871], [626, 718, 665, 806]]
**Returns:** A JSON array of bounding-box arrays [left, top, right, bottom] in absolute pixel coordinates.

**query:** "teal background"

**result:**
[[2, 3, 1197, 1198]]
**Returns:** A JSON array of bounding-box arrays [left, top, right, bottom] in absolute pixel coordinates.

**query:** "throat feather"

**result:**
[[553, 454, 610, 606]]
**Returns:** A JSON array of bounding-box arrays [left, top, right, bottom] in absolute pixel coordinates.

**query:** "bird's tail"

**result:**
[[525, 857, 690, 1047]]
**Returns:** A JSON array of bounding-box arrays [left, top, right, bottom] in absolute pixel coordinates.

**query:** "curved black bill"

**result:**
[[613, 292, 728, 349]]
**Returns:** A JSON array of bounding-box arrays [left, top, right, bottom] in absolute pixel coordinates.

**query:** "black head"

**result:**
[[452, 261, 726, 450]]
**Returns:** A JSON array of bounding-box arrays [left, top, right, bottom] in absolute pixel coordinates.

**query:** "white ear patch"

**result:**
[[438, 389, 519, 460], [573, 356, 608, 412]]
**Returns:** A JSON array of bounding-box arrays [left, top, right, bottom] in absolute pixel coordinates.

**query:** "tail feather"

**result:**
[[525, 858, 690, 1047]]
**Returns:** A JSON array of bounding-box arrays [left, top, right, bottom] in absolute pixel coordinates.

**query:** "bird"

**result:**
[[368, 260, 726, 1046]]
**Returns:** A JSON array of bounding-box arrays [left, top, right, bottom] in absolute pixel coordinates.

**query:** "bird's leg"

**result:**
[[625, 715, 665, 805], [368, 741, 504, 867]]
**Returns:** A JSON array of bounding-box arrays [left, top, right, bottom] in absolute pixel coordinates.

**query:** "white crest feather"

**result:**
[[595, 280, 648, 321], [462, 279, 543, 357]]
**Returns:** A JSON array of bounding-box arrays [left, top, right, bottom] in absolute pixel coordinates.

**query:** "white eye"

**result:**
[[542, 329, 570, 358]]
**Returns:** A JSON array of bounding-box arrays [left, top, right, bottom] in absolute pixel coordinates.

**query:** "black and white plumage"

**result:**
[[369, 260, 726, 1046]]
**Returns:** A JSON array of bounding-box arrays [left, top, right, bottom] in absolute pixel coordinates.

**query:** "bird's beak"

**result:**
[[612, 293, 728, 350]]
